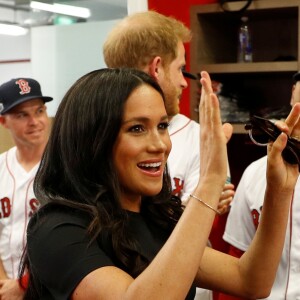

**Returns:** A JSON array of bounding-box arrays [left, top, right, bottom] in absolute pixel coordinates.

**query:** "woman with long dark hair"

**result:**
[[20, 68, 300, 299]]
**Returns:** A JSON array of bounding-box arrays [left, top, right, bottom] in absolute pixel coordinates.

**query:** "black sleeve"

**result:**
[[27, 211, 114, 299]]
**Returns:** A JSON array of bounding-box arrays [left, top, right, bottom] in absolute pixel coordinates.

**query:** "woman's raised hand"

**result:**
[[198, 71, 233, 188]]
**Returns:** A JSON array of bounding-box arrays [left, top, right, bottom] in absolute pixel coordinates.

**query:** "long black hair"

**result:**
[[20, 68, 183, 298]]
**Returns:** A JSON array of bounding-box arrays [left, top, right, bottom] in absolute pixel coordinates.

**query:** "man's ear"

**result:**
[[148, 56, 162, 81], [0, 115, 7, 128]]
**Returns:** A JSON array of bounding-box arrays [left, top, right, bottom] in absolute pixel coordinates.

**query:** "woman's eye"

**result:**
[[159, 122, 169, 130], [129, 125, 144, 132]]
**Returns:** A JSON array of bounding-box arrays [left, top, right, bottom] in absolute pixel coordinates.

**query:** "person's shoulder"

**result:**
[[171, 114, 199, 126], [246, 156, 267, 173], [0, 146, 17, 164], [169, 114, 199, 135], [0, 151, 5, 161], [241, 156, 267, 185], [28, 203, 90, 233]]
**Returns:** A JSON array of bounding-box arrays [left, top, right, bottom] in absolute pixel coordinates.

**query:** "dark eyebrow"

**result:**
[[123, 114, 169, 125]]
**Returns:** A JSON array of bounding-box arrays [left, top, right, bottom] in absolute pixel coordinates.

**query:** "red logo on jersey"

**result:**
[[172, 177, 184, 197], [0, 197, 11, 218], [0, 197, 39, 219], [251, 206, 263, 229], [15, 79, 31, 95], [29, 198, 39, 217]]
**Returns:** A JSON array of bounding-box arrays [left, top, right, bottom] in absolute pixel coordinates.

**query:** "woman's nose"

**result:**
[[148, 132, 168, 152]]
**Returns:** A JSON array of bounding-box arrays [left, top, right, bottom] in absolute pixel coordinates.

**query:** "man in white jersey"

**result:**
[[0, 78, 52, 299], [103, 11, 235, 300], [219, 71, 300, 300]]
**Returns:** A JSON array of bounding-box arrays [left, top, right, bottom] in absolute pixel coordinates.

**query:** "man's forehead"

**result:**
[[7, 98, 44, 113]]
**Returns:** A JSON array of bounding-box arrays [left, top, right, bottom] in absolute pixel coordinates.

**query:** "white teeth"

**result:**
[[138, 162, 162, 168]]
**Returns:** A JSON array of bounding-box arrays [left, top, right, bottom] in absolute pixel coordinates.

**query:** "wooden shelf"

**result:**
[[190, 0, 300, 122], [198, 61, 298, 74], [190, 0, 300, 184]]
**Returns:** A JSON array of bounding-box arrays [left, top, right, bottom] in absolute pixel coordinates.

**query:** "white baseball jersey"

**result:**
[[168, 113, 200, 204], [0, 147, 40, 278], [223, 155, 300, 299], [168, 113, 231, 202]]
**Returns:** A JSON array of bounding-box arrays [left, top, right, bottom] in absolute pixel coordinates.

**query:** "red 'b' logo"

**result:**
[[15, 79, 31, 95]]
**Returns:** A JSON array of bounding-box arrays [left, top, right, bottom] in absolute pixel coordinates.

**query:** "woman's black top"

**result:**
[[26, 204, 196, 299]]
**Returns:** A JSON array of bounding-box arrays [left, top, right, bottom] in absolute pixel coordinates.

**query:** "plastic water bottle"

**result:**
[[237, 16, 253, 62]]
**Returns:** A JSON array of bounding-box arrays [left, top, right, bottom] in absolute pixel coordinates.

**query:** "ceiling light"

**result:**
[[0, 23, 29, 36], [30, 1, 91, 19]]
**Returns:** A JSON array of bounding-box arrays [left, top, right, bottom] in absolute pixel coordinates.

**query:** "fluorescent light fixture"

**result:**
[[0, 24, 29, 36], [30, 1, 91, 19]]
